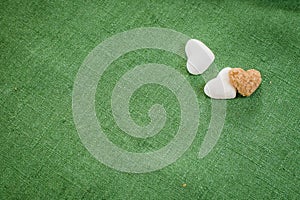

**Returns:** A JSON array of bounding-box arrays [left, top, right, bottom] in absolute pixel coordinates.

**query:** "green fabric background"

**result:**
[[1, 0, 299, 199]]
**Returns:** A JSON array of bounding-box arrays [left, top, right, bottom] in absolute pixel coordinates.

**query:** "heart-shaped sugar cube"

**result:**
[[204, 67, 237, 99], [185, 39, 215, 75], [229, 68, 262, 96]]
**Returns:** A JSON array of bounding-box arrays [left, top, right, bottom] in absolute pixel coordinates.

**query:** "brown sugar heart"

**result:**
[[229, 68, 262, 96]]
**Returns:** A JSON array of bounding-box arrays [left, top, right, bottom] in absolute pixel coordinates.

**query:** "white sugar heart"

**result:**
[[204, 67, 237, 99], [185, 39, 215, 75]]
